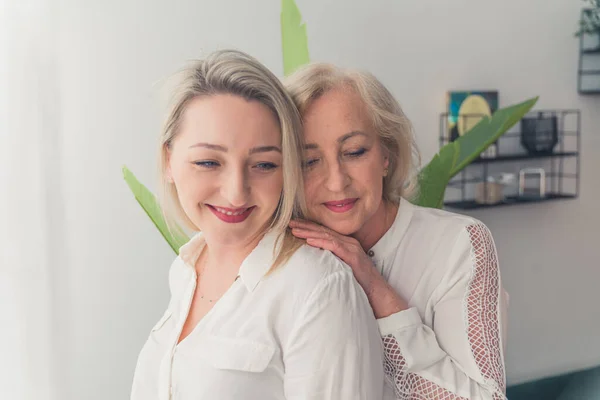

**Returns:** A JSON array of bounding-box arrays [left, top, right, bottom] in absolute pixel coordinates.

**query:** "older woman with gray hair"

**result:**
[[286, 63, 508, 400]]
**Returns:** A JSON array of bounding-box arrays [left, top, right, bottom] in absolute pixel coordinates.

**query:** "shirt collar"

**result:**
[[369, 197, 414, 268], [179, 231, 206, 268], [238, 230, 281, 292], [178, 230, 281, 293]]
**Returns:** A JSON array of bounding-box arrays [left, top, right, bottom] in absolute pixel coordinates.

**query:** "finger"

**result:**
[[292, 229, 359, 251], [291, 221, 341, 237], [304, 237, 329, 249], [289, 219, 308, 227], [289, 219, 325, 231], [305, 237, 342, 253], [290, 220, 354, 246], [291, 228, 335, 241]]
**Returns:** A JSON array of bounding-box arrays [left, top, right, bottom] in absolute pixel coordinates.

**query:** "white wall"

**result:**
[[51, 0, 599, 398]]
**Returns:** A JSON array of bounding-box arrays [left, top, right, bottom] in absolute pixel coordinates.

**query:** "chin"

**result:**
[[321, 216, 361, 236]]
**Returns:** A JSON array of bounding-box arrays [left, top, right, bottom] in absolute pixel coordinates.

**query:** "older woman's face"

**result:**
[[302, 87, 388, 236], [168, 94, 283, 246]]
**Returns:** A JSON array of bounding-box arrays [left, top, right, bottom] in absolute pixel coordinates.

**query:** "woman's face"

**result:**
[[302, 87, 388, 236], [168, 94, 283, 247]]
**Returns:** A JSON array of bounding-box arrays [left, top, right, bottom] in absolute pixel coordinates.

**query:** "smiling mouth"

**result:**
[[213, 206, 249, 216], [323, 198, 358, 213], [207, 205, 255, 223]]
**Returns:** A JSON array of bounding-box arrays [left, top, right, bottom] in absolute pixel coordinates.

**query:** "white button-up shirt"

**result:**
[[131, 231, 384, 400]]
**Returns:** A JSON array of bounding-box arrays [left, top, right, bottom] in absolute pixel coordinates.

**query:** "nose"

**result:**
[[222, 166, 250, 207], [324, 159, 351, 193]]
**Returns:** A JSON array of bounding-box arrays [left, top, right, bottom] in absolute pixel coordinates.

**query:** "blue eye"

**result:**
[[255, 162, 278, 171], [193, 160, 220, 168], [346, 148, 367, 158]]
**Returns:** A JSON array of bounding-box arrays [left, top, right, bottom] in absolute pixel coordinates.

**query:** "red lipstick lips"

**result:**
[[323, 198, 358, 213], [208, 205, 255, 223]]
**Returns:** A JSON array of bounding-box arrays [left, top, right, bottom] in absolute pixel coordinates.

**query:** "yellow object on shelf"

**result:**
[[458, 94, 493, 136]]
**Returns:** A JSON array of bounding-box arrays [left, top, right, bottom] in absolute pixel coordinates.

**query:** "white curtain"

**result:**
[[0, 0, 58, 398]]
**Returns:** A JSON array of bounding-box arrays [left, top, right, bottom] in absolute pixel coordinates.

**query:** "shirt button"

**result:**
[[368, 250, 375, 257]]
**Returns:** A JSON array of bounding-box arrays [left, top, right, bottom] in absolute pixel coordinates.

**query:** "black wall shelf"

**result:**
[[469, 151, 578, 164], [582, 48, 600, 55], [439, 110, 580, 210], [444, 194, 578, 210], [578, 9, 600, 94]]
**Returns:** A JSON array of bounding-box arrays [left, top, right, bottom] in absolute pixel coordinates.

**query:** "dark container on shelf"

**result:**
[[520, 113, 558, 155]]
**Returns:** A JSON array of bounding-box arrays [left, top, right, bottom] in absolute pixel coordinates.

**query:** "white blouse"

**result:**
[[373, 198, 508, 400], [131, 231, 384, 400]]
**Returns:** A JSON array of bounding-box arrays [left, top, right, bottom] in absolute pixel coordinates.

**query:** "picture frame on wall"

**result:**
[[447, 91, 499, 142]]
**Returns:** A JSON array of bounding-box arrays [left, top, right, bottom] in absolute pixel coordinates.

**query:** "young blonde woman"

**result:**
[[130, 50, 384, 400], [286, 64, 508, 400]]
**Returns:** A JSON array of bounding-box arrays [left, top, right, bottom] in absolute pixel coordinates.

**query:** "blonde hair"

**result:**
[[284, 63, 421, 203], [158, 49, 306, 268]]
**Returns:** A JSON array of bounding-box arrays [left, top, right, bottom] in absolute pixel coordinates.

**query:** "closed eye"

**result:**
[[345, 148, 367, 158], [303, 158, 320, 169]]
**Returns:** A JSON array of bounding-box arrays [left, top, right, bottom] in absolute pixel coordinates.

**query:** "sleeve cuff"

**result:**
[[377, 307, 422, 337]]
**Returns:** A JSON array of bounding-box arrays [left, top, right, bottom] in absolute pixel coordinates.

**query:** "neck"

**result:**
[[352, 199, 398, 251], [198, 231, 265, 276]]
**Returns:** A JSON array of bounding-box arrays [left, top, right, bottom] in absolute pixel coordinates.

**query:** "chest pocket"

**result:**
[[195, 335, 276, 373]]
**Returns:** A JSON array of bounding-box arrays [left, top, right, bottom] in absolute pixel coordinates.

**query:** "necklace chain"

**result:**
[[197, 274, 240, 303]]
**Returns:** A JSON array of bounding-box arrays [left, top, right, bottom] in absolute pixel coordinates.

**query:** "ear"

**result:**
[[382, 147, 390, 170], [165, 146, 174, 183]]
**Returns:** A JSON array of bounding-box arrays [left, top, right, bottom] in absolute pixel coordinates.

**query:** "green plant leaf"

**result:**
[[122, 166, 189, 254], [414, 96, 538, 209], [281, 0, 310, 76], [414, 142, 459, 209]]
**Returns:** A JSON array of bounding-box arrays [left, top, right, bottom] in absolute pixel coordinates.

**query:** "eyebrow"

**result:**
[[189, 143, 228, 151], [189, 143, 281, 154], [249, 146, 281, 155], [338, 131, 368, 143], [304, 131, 368, 150]]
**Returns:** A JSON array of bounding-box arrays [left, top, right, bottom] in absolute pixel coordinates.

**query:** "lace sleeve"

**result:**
[[381, 223, 506, 400]]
